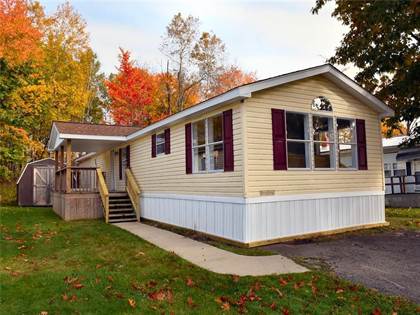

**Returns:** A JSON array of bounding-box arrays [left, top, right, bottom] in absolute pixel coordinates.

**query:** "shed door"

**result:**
[[33, 166, 54, 205]]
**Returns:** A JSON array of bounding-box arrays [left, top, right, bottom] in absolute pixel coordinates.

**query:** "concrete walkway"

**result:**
[[114, 222, 307, 276]]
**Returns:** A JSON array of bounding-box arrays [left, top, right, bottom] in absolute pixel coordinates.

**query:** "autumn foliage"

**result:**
[[106, 49, 153, 127]]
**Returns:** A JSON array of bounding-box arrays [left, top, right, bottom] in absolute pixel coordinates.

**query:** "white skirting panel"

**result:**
[[140, 192, 385, 244], [140, 193, 246, 242], [244, 193, 385, 243]]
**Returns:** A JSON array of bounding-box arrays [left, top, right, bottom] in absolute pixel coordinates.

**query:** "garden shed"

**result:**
[[17, 158, 55, 206]]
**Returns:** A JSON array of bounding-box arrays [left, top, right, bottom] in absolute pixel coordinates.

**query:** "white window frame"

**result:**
[[312, 113, 336, 170], [155, 131, 165, 156], [192, 114, 224, 173], [285, 111, 311, 170], [336, 117, 358, 170], [284, 111, 359, 171]]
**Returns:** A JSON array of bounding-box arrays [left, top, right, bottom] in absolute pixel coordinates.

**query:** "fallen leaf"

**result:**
[[107, 275, 113, 282], [186, 277, 194, 287], [40, 312, 48, 315], [128, 298, 136, 308], [96, 264, 102, 269], [147, 280, 157, 288], [279, 278, 288, 286], [148, 289, 173, 302], [72, 283, 84, 289], [253, 281, 261, 291], [135, 251, 145, 257], [294, 280, 305, 289], [187, 296, 195, 308], [62, 294, 68, 301], [70, 295, 77, 302], [282, 307, 290, 315], [115, 292, 124, 299], [18, 245, 27, 250], [221, 302, 230, 311], [336, 288, 344, 294], [372, 308, 382, 315], [232, 275, 240, 282], [4, 267, 11, 271], [270, 302, 277, 310]]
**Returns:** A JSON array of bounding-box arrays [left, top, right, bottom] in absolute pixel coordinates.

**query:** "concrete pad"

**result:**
[[114, 222, 307, 276]]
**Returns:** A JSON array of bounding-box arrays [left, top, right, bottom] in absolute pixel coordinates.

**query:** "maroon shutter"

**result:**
[[126, 145, 130, 169], [164, 128, 171, 154], [272, 108, 287, 170], [223, 109, 234, 171], [151, 134, 156, 158], [185, 123, 192, 174], [118, 148, 122, 180], [356, 119, 368, 170]]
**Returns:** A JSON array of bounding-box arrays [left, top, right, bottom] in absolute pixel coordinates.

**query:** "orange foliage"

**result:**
[[381, 121, 407, 137], [207, 65, 256, 98], [106, 49, 153, 127], [0, 0, 42, 66]]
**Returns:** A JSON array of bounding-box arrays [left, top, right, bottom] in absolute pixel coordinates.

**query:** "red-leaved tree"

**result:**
[[106, 48, 153, 127]]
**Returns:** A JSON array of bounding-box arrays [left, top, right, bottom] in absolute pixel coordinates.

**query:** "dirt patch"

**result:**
[[264, 230, 420, 304]]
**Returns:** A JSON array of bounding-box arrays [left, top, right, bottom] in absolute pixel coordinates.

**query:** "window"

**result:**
[[192, 114, 224, 172], [156, 132, 165, 155], [313, 115, 335, 168], [384, 163, 392, 178], [311, 96, 332, 111], [286, 112, 310, 168], [337, 118, 357, 169]]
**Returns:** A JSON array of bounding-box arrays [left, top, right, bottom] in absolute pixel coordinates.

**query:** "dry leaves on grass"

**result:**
[[187, 296, 196, 308], [128, 298, 136, 308], [148, 289, 173, 303], [185, 277, 194, 287]]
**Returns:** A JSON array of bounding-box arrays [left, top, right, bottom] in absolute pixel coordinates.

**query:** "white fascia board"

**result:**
[[47, 124, 59, 151], [323, 69, 394, 117], [127, 88, 250, 141], [59, 134, 127, 142]]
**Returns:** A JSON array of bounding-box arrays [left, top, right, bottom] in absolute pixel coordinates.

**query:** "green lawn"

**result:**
[[1, 207, 418, 314]]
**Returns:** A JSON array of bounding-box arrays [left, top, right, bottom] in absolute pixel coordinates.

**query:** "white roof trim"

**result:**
[[127, 64, 393, 141], [47, 64, 394, 148], [16, 158, 54, 184], [127, 87, 250, 140]]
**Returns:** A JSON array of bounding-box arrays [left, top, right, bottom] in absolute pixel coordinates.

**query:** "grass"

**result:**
[[1, 206, 418, 314], [384, 208, 420, 231]]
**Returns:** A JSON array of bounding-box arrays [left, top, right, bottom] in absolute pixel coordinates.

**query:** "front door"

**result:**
[[33, 166, 54, 205]]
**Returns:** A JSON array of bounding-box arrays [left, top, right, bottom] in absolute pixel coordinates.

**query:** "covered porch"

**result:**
[[47, 122, 141, 223]]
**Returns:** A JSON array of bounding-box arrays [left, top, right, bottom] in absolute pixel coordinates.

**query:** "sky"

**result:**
[[41, 0, 355, 79]]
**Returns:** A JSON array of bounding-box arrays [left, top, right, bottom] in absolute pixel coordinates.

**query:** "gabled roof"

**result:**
[[48, 64, 394, 151], [54, 121, 140, 137], [16, 158, 55, 184], [126, 64, 394, 141]]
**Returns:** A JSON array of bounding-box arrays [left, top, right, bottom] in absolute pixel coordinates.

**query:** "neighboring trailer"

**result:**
[[17, 158, 55, 206]]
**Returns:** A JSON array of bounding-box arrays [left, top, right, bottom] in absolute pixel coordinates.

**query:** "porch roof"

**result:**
[[47, 121, 140, 152]]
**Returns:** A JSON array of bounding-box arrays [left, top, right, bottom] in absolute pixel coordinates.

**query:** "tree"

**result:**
[[160, 13, 226, 111], [206, 65, 256, 99], [106, 49, 153, 127], [0, 0, 42, 66], [312, 0, 420, 146]]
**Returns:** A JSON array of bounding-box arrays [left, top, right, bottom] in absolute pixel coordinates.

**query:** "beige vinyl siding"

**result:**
[[129, 103, 244, 197], [244, 75, 384, 197]]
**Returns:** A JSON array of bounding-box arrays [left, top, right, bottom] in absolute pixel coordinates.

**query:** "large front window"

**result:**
[[192, 115, 224, 172], [284, 111, 359, 170]]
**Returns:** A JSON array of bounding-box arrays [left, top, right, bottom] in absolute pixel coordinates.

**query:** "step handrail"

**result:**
[[96, 168, 109, 223], [125, 168, 141, 221]]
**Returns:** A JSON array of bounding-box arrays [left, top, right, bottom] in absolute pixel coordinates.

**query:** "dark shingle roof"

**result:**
[[54, 121, 141, 137]]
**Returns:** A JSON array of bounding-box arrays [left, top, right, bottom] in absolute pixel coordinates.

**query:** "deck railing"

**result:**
[[126, 168, 141, 221], [385, 175, 420, 195], [55, 167, 98, 193]]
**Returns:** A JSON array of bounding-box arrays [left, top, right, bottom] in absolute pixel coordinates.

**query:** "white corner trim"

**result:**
[[141, 190, 385, 205]]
